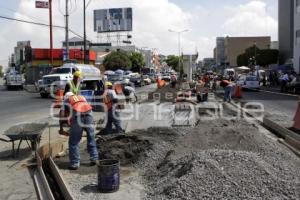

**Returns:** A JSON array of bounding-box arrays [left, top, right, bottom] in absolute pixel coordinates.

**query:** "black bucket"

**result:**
[[97, 159, 120, 193]]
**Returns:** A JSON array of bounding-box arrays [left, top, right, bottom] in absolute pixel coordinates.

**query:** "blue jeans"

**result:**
[[105, 109, 122, 134], [224, 86, 232, 102], [69, 112, 98, 167]]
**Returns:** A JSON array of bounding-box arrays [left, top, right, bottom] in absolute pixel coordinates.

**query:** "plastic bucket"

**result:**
[[97, 159, 120, 193]]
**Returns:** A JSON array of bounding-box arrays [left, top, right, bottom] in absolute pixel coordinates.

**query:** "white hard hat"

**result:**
[[64, 91, 74, 100]]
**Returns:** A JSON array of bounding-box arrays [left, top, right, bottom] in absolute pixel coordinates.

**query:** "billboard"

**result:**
[[94, 8, 132, 33]]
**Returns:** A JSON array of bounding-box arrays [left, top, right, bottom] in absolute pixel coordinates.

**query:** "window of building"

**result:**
[[297, 0, 300, 13], [297, 30, 300, 44]]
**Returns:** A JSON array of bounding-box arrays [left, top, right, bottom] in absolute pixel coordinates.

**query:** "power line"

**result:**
[[0, 15, 83, 38]]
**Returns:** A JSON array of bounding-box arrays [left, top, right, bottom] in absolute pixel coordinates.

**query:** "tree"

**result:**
[[165, 55, 179, 71], [237, 46, 279, 67], [237, 54, 248, 66], [0, 65, 3, 78], [103, 51, 132, 71], [130, 52, 145, 73]]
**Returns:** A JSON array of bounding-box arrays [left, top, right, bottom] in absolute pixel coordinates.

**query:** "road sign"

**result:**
[[63, 49, 68, 61], [35, 1, 49, 9]]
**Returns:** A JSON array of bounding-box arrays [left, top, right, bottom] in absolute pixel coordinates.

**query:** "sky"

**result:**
[[0, 0, 278, 68]]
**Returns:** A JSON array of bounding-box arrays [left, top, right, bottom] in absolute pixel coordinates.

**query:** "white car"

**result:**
[[142, 75, 152, 85], [236, 75, 260, 90]]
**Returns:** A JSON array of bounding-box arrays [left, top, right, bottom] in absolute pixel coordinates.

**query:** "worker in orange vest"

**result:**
[[62, 92, 98, 170], [103, 82, 124, 135], [59, 70, 82, 135]]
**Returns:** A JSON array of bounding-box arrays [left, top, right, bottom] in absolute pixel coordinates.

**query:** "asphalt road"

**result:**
[[241, 89, 299, 122], [0, 87, 52, 133], [0, 83, 157, 133]]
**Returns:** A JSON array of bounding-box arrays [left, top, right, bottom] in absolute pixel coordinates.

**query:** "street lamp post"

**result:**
[[168, 29, 189, 77]]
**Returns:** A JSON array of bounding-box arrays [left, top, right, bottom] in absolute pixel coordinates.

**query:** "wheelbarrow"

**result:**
[[0, 123, 48, 158]]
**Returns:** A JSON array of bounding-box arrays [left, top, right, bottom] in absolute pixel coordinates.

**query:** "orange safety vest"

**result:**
[[103, 90, 113, 110], [68, 95, 92, 113]]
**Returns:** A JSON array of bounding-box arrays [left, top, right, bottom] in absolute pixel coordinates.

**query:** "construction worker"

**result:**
[[64, 70, 81, 95], [220, 79, 233, 102], [59, 70, 81, 135], [103, 82, 124, 135], [62, 92, 98, 170]]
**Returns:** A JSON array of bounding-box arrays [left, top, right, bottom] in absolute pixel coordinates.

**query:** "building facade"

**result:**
[[224, 36, 271, 67], [270, 41, 279, 50], [216, 37, 226, 66], [294, 0, 300, 74], [279, 0, 294, 65]]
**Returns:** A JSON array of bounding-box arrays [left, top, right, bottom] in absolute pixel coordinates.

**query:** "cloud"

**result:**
[[0, 0, 278, 68], [222, 1, 277, 39]]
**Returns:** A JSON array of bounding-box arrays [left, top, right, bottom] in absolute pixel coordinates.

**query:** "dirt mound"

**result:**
[[97, 135, 153, 166]]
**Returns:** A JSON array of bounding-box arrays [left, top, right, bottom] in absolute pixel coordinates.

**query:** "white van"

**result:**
[[39, 63, 103, 98]]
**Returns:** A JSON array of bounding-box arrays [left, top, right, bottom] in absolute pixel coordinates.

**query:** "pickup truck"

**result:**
[[38, 63, 103, 98]]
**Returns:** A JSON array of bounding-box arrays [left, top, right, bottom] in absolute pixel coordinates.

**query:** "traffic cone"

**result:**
[[234, 85, 242, 98], [53, 89, 64, 108], [293, 100, 300, 130]]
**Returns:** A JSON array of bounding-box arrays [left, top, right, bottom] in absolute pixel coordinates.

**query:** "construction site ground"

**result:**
[[55, 85, 300, 200]]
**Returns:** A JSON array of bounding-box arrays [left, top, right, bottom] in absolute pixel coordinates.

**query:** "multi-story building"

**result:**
[[279, 0, 294, 65], [216, 37, 226, 66], [224, 36, 271, 67], [294, 0, 300, 73]]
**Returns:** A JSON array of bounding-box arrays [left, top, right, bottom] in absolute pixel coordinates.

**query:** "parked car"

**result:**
[[107, 74, 124, 84], [130, 73, 145, 87], [236, 75, 260, 90], [143, 75, 152, 85], [147, 73, 156, 83], [161, 73, 171, 81]]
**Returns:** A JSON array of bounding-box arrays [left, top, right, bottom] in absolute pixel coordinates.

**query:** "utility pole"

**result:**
[[65, 0, 69, 60], [168, 29, 189, 77], [49, 0, 53, 66], [83, 0, 87, 64]]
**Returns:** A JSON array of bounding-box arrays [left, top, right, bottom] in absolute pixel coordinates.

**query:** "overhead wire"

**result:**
[[0, 15, 83, 38]]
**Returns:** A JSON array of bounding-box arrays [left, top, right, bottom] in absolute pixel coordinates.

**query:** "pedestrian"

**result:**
[[269, 72, 273, 86], [59, 70, 82, 135], [220, 80, 233, 102], [62, 92, 98, 170], [262, 74, 266, 86], [280, 72, 289, 93], [103, 82, 124, 135], [273, 72, 279, 87]]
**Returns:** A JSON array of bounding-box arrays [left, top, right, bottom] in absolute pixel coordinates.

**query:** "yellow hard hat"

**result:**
[[105, 81, 113, 87], [73, 71, 81, 78]]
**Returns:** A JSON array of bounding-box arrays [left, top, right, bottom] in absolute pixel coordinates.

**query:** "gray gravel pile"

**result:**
[[140, 118, 300, 200], [144, 150, 300, 200]]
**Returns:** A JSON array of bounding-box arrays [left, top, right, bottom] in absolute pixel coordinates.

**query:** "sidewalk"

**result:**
[[260, 85, 281, 93]]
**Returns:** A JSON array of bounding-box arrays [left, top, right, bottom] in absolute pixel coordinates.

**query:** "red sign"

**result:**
[[35, 1, 49, 9]]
